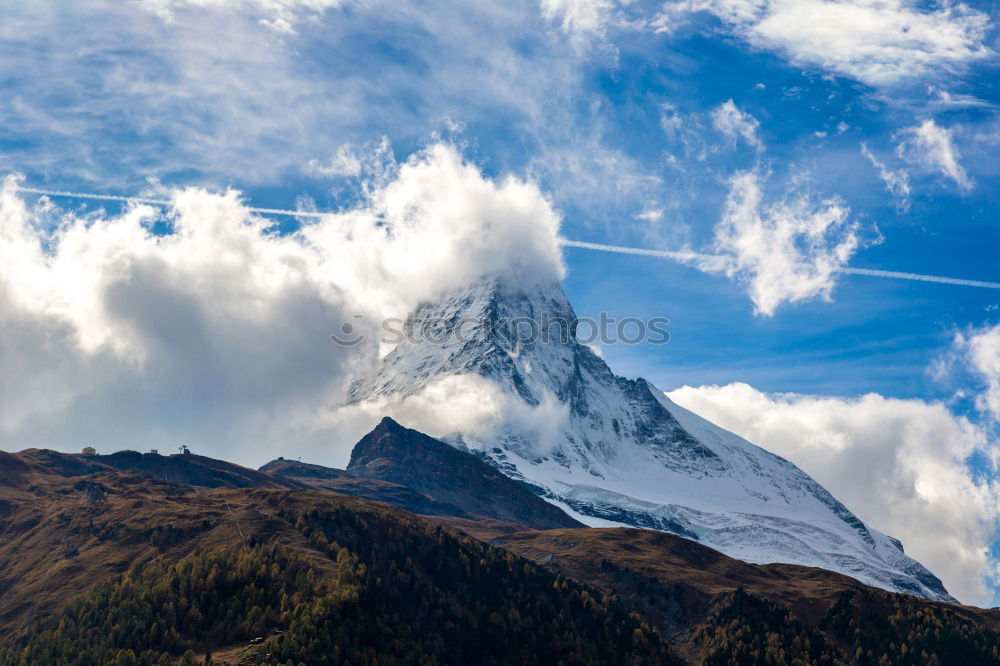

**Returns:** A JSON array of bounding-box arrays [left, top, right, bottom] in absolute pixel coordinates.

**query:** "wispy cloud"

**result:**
[[861, 142, 911, 211], [540, 0, 616, 39], [654, 0, 992, 87], [0, 2, 591, 191], [929, 88, 997, 110], [710, 99, 764, 151], [896, 119, 973, 191], [139, 0, 348, 33]]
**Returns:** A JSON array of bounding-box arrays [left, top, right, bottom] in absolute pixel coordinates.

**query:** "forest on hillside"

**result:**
[[3, 491, 1000, 665], [0, 497, 671, 666]]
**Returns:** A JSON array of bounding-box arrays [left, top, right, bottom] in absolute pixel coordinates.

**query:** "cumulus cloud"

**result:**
[[0, 143, 565, 463], [896, 119, 973, 191], [710, 99, 763, 151], [667, 382, 1000, 605], [0, 176, 364, 459], [656, 0, 992, 87], [953, 324, 1000, 422], [702, 170, 862, 316], [861, 142, 911, 211], [307, 143, 565, 317]]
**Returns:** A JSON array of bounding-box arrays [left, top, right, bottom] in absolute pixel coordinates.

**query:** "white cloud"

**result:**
[[306, 144, 364, 179], [341, 373, 570, 458], [660, 102, 760, 162], [659, 104, 701, 157], [0, 1, 590, 191], [0, 175, 364, 457], [0, 143, 566, 462], [656, 0, 992, 87], [442, 116, 467, 133], [306, 143, 566, 318], [540, 0, 617, 38], [710, 99, 763, 151], [667, 382, 1000, 605], [954, 324, 1000, 422], [896, 119, 973, 191], [701, 170, 862, 316], [861, 142, 911, 211], [635, 207, 664, 222], [930, 88, 997, 109], [527, 137, 664, 223], [140, 0, 347, 32]]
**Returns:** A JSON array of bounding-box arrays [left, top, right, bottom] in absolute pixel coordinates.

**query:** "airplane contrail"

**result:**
[[15, 187, 1000, 290], [558, 240, 1000, 290], [837, 267, 1000, 290], [13, 186, 329, 219], [557, 239, 715, 263]]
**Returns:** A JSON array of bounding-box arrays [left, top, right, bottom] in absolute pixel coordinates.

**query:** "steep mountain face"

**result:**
[[264, 417, 583, 530], [349, 278, 955, 602], [262, 457, 474, 519]]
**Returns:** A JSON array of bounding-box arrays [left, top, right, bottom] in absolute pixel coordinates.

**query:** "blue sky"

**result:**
[[1, 0, 999, 604]]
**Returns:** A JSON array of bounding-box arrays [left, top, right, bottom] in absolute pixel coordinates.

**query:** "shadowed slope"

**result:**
[[264, 417, 583, 531]]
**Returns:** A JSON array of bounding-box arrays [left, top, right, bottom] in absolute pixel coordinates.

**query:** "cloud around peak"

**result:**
[[0, 142, 566, 460], [667, 381, 1000, 606]]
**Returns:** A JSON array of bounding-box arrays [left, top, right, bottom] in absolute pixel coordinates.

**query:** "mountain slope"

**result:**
[[262, 457, 476, 519], [0, 466, 668, 665], [348, 277, 954, 602], [263, 418, 582, 531], [4, 445, 999, 664], [494, 528, 1000, 647], [345, 417, 583, 529], [11, 448, 303, 489]]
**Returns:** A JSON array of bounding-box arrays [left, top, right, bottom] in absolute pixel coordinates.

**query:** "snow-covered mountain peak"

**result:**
[[349, 277, 955, 602]]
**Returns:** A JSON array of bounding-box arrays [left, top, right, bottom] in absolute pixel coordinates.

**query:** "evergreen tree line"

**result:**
[[0, 494, 673, 665], [689, 587, 1000, 666], [4, 490, 1000, 665]]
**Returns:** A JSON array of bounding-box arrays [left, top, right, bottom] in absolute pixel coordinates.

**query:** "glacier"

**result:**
[[348, 277, 955, 602]]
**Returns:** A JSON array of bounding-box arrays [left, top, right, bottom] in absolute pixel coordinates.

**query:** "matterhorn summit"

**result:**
[[349, 277, 954, 602]]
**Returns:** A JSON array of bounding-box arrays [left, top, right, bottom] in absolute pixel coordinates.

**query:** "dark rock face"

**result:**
[[263, 417, 584, 530], [346, 417, 583, 530], [261, 458, 472, 518]]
